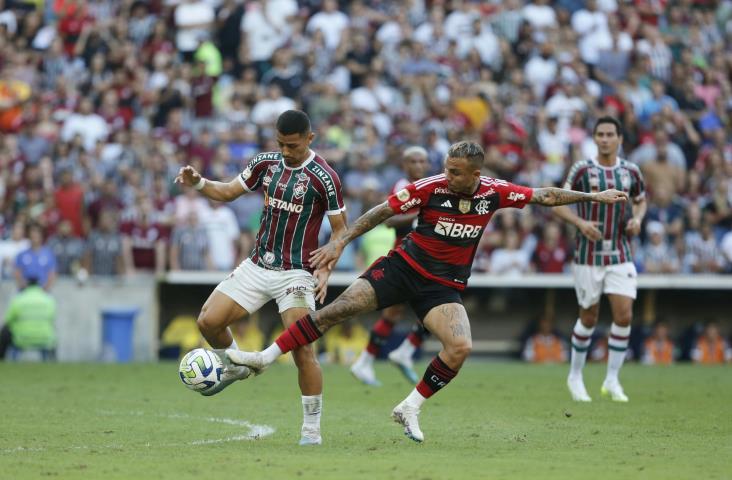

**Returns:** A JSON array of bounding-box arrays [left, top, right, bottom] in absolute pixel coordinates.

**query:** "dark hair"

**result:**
[[276, 110, 311, 136], [593, 116, 622, 136], [447, 141, 485, 170]]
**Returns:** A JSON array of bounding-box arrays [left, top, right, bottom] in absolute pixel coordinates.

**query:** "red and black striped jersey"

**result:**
[[238, 150, 345, 272], [391, 177, 417, 243], [387, 174, 533, 290]]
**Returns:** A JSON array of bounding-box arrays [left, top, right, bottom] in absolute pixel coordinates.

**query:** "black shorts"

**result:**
[[360, 252, 463, 321]]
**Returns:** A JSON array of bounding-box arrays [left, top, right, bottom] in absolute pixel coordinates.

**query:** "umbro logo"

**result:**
[[441, 200, 453, 208]]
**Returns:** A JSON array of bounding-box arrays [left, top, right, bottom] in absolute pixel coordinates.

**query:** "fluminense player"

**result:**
[[554, 116, 646, 403], [350, 145, 431, 386], [174, 110, 346, 445], [226, 140, 628, 442]]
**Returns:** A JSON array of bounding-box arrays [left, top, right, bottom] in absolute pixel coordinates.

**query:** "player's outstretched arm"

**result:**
[[174, 165, 246, 202], [311, 201, 395, 271], [530, 187, 628, 206]]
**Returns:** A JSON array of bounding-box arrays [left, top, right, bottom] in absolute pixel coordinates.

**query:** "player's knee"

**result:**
[[447, 339, 472, 362], [196, 308, 220, 335], [615, 312, 632, 327]]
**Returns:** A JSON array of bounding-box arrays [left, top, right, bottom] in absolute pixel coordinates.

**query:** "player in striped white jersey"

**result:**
[[175, 110, 347, 445], [554, 116, 647, 403]]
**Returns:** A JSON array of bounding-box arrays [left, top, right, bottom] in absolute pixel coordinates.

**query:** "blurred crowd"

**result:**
[[2, 0, 732, 285]]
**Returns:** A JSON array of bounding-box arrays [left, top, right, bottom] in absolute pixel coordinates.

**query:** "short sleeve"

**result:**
[[496, 182, 534, 209], [237, 156, 269, 192], [387, 182, 430, 214], [323, 169, 346, 216], [629, 165, 646, 202], [563, 161, 586, 190]]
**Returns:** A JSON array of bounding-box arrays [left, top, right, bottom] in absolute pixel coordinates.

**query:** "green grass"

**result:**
[[1, 361, 730, 480]]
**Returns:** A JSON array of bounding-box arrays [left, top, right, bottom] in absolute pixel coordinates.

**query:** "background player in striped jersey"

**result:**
[[174, 110, 346, 445], [351, 146, 431, 386], [554, 116, 647, 403], [228, 141, 627, 442]]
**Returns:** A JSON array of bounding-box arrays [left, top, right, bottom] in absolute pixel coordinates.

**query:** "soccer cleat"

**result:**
[[601, 380, 629, 402], [350, 359, 381, 386], [299, 426, 322, 446], [200, 350, 253, 396], [567, 376, 592, 402], [388, 349, 419, 384], [391, 401, 424, 443], [226, 349, 268, 375]]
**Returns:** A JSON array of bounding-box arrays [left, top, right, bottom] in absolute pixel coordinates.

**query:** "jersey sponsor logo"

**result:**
[[433, 187, 450, 194], [396, 189, 410, 201], [474, 188, 495, 198], [441, 200, 453, 208], [507, 192, 525, 201], [266, 196, 304, 213], [458, 199, 471, 213], [241, 167, 252, 180], [475, 199, 492, 214], [434, 220, 483, 238], [482, 178, 509, 187], [257, 152, 280, 160], [400, 197, 421, 212], [311, 163, 337, 197]]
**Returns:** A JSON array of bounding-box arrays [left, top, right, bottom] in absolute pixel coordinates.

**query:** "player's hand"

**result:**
[[625, 217, 641, 236], [578, 219, 603, 241], [310, 239, 344, 271], [594, 189, 628, 204], [174, 165, 202, 187], [313, 268, 330, 304]]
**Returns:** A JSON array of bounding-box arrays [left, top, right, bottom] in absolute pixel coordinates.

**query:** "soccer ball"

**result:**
[[178, 348, 223, 392]]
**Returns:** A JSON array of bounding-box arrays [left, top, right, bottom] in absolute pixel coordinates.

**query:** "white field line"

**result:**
[[1, 410, 275, 454]]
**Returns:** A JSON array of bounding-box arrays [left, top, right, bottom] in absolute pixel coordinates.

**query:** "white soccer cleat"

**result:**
[[299, 426, 322, 446], [601, 380, 629, 402], [226, 349, 268, 375], [567, 376, 592, 402], [350, 360, 381, 386], [391, 401, 424, 443], [388, 349, 419, 384]]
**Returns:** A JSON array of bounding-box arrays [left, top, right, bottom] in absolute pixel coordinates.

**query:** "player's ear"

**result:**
[[306, 131, 315, 145]]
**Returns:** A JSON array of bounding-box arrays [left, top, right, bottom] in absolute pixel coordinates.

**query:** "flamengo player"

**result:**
[[174, 110, 346, 446], [228, 141, 627, 442], [554, 116, 647, 403], [350, 146, 431, 386]]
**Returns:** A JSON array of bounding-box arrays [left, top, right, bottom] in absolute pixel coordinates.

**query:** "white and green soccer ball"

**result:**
[[178, 348, 223, 392]]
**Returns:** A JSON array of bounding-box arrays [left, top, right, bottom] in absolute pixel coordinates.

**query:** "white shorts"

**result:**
[[572, 262, 637, 309], [215, 258, 316, 313]]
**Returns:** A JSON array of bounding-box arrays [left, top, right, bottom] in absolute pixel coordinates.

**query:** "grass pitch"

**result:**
[[1, 361, 730, 480]]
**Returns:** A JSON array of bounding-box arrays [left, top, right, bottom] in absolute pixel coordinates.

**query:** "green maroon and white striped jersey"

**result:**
[[563, 157, 645, 266], [238, 150, 345, 272]]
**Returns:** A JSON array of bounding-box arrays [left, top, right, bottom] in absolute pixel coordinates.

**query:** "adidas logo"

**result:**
[[441, 200, 452, 208]]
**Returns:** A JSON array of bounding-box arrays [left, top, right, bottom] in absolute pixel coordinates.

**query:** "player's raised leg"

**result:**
[[351, 304, 403, 386], [392, 303, 471, 443], [281, 307, 324, 445], [601, 293, 633, 402], [388, 321, 427, 384], [196, 290, 253, 396], [227, 278, 380, 370]]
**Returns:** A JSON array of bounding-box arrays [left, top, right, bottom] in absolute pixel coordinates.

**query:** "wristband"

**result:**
[[193, 178, 206, 190]]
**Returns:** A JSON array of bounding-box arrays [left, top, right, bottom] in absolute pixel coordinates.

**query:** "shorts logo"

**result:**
[[508, 192, 525, 201], [458, 199, 471, 213], [434, 221, 482, 238], [370, 268, 385, 281], [396, 189, 410, 202], [475, 200, 491, 214], [285, 285, 309, 297]]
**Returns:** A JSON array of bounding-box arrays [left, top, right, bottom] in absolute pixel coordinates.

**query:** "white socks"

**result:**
[[570, 319, 594, 378], [404, 388, 427, 408], [261, 343, 283, 363], [227, 338, 239, 350], [394, 339, 417, 358], [301, 394, 322, 430], [606, 323, 631, 384], [354, 349, 375, 367]]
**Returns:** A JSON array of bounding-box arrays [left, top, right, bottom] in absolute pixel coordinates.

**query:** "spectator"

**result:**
[[691, 322, 732, 364], [639, 220, 679, 273], [169, 211, 211, 271], [84, 210, 124, 277], [200, 200, 239, 272], [642, 321, 675, 365], [522, 316, 568, 363], [0, 220, 29, 279], [0, 277, 57, 361], [120, 202, 168, 276], [54, 169, 85, 238], [14, 223, 56, 290], [489, 229, 531, 276], [686, 221, 726, 274], [46, 219, 85, 276], [532, 221, 569, 273]]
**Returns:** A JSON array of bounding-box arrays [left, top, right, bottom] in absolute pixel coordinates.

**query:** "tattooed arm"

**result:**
[[530, 187, 628, 206], [311, 202, 395, 270]]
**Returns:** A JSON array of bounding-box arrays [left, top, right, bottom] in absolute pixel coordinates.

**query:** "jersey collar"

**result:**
[[283, 150, 315, 170]]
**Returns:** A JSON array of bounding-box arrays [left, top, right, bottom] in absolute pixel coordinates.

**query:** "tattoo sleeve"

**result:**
[[530, 187, 595, 206], [314, 279, 378, 331], [339, 202, 395, 246]]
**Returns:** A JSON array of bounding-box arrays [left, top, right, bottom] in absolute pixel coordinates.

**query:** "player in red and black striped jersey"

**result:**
[[351, 146, 430, 386], [228, 141, 628, 443]]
